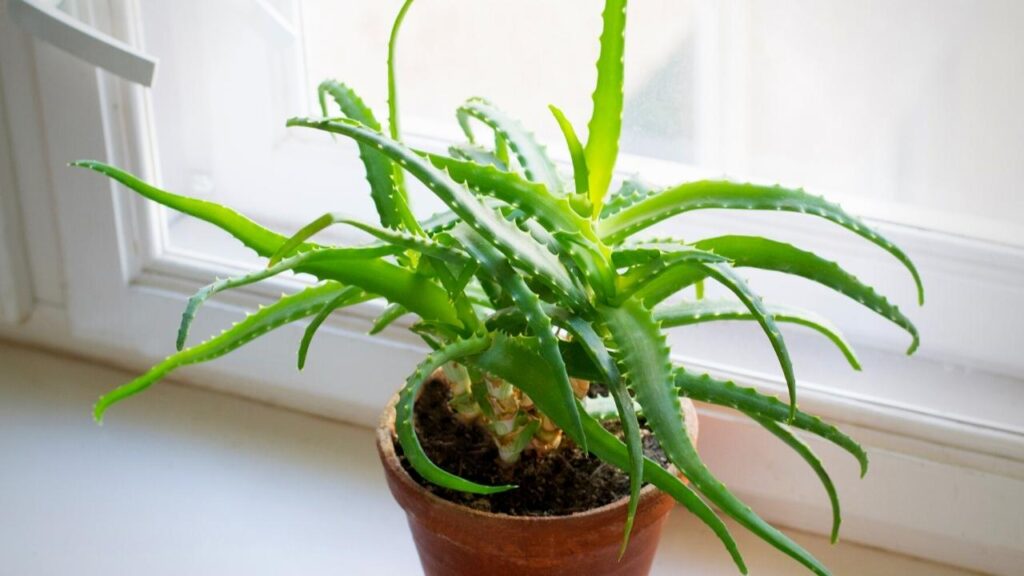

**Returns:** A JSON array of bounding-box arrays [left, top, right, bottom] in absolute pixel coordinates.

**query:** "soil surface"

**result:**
[[396, 378, 669, 516]]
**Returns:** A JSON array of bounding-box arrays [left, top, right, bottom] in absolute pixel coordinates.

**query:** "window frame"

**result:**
[[2, 1, 1023, 573]]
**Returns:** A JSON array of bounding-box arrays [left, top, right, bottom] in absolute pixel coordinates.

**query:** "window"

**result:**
[[2, 1, 1021, 572]]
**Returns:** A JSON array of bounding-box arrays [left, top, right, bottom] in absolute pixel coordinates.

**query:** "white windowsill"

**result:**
[[0, 341, 978, 576]]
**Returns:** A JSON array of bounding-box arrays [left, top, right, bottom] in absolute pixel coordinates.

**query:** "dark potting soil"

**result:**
[[396, 377, 670, 516]]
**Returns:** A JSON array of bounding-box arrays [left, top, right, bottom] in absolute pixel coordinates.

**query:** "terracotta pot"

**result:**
[[376, 392, 699, 576]]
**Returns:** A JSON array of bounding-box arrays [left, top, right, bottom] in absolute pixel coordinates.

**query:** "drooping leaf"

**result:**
[[585, 0, 628, 212], [695, 236, 919, 354], [472, 333, 747, 573], [654, 300, 861, 370], [597, 180, 924, 305], [395, 334, 515, 494], [600, 299, 829, 576], [753, 416, 843, 544], [614, 244, 728, 300], [71, 161, 461, 323], [298, 286, 367, 370], [319, 80, 418, 232], [371, 303, 410, 335], [558, 316, 643, 556], [583, 384, 845, 544], [456, 97, 563, 195], [288, 117, 584, 305], [72, 161, 302, 258], [674, 368, 868, 477], [94, 283, 348, 422], [177, 247, 392, 351], [700, 264, 798, 420]]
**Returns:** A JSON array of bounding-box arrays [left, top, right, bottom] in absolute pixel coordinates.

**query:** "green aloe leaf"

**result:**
[[585, 0, 628, 212], [695, 236, 919, 354], [597, 180, 923, 305], [674, 368, 868, 477], [71, 161, 301, 258], [548, 105, 590, 201], [424, 153, 592, 239], [601, 177, 658, 219], [654, 300, 861, 370], [473, 333, 747, 573], [319, 80, 419, 232], [177, 247, 391, 351], [70, 161, 463, 324], [582, 389, 845, 544], [559, 316, 643, 556], [614, 244, 728, 300], [288, 117, 584, 306], [700, 264, 798, 420], [454, 226, 588, 451], [298, 286, 367, 370], [371, 303, 410, 335], [268, 213, 468, 267], [601, 299, 828, 576], [448, 143, 508, 171], [753, 416, 842, 544], [386, 0, 417, 196], [94, 283, 348, 422], [395, 335, 515, 494], [456, 97, 563, 195]]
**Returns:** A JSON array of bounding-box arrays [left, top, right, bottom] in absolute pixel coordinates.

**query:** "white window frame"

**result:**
[[1, 1, 1022, 573]]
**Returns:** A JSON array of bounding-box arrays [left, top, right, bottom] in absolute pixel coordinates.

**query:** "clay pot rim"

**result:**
[[377, 392, 666, 524]]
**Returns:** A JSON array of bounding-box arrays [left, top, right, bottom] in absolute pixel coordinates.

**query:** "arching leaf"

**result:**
[[457, 97, 563, 195], [597, 180, 923, 305]]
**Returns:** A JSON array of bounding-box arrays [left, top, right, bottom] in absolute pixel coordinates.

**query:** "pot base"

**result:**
[[376, 394, 694, 576]]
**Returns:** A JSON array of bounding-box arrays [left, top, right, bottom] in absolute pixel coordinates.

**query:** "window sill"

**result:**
[[0, 341, 977, 575]]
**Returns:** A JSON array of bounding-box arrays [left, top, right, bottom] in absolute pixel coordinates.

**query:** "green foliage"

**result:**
[[72, 1, 926, 574]]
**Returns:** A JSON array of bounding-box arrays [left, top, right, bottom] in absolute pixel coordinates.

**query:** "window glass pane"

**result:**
[[139, 0, 1024, 263], [731, 0, 1023, 241]]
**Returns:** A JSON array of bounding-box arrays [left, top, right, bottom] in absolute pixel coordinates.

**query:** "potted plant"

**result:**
[[73, 1, 924, 574]]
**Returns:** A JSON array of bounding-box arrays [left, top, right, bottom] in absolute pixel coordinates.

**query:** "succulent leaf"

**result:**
[[548, 104, 591, 202], [695, 236, 919, 354], [456, 97, 563, 195], [268, 213, 468, 267], [395, 335, 515, 494], [371, 303, 409, 335], [655, 300, 861, 370], [288, 117, 584, 306], [448, 143, 508, 171], [600, 299, 828, 576], [71, 161, 302, 258], [585, 0, 628, 212], [319, 80, 419, 232], [558, 316, 643, 555], [753, 416, 843, 543], [177, 248, 388, 351], [601, 177, 658, 218], [598, 180, 923, 305], [298, 287, 366, 369], [93, 283, 349, 422], [700, 263, 798, 419], [455, 226, 588, 450], [473, 332, 747, 573], [674, 368, 868, 476]]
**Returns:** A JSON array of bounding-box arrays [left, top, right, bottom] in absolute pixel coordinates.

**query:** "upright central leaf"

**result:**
[[585, 0, 627, 214]]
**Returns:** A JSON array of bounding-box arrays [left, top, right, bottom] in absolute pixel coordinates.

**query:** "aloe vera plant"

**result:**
[[73, 1, 924, 574]]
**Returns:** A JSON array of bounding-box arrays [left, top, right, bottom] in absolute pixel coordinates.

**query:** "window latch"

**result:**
[[8, 0, 157, 87]]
